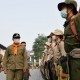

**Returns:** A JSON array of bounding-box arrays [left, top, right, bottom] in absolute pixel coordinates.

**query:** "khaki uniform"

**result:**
[[43, 49, 49, 79], [47, 48, 54, 61], [40, 55, 45, 75], [57, 41, 66, 56], [3, 45, 28, 80], [43, 49, 48, 63], [57, 40, 69, 80], [52, 42, 61, 63], [51, 29, 68, 80]]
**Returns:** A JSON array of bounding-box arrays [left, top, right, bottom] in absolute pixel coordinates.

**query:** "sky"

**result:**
[[0, 0, 80, 50]]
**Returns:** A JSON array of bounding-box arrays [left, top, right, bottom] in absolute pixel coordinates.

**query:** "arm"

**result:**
[[23, 48, 28, 70], [3, 48, 9, 74], [0, 54, 3, 72], [3, 48, 9, 69], [75, 13, 80, 38], [59, 41, 66, 56]]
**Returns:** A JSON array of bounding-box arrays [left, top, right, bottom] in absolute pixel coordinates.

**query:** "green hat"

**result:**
[[58, 0, 77, 11], [13, 33, 20, 38]]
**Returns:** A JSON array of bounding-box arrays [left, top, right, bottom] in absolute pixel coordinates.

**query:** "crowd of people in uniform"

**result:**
[[40, 29, 69, 80], [40, 0, 80, 80]]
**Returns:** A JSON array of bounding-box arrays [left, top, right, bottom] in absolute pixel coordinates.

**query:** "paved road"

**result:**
[[0, 69, 44, 80], [29, 69, 44, 80]]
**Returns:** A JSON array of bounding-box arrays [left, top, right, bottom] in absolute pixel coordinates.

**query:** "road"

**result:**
[[29, 69, 44, 80], [0, 69, 44, 80]]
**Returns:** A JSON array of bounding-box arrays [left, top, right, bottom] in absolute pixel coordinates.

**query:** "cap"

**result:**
[[13, 33, 20, 38]]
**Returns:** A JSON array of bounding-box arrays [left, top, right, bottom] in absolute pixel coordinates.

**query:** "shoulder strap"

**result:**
[[70, 19, 79, 40]]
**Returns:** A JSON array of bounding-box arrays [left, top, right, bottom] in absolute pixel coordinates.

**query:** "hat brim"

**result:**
[[58, 2, 67, 11], [51, 32, 63, 36], [47, 35, 51, 38], [58, 2, 78, 13], [13, 37, 20, 39], [47, 32, 53, 38]]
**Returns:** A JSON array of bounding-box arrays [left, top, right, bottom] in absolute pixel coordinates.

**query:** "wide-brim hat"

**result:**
[[58, 0, 77, 11], [52, 29, 63, 36]]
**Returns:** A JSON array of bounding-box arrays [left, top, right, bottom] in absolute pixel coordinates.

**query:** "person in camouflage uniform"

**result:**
[[3, 33, 28, 80], [58, 0, 80, 80]]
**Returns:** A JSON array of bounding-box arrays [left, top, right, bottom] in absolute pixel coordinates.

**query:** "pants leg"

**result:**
[[69, 58, 80, 80], [16, 69, 23, 80], [23, 78, 29, 80], [7, 69, 15, 80], [23, 71, 29, 80]]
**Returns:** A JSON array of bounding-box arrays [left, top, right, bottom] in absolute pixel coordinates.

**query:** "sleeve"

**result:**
[[3, 48, 9, 69], [0, 54, 3, 63], [23, 47, 28, 69], [59, 41, 67, 56], [0, 54, 3, 68], [74, 13, 80, 38]]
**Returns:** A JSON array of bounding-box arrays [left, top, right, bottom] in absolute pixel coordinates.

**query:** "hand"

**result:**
[[61, 72, 68, 79], [23, 69, 26, 72], [54, 57, 58, 61]]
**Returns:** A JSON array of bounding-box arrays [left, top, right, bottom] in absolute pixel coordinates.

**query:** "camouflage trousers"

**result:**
[[7, 69, 23, 80]]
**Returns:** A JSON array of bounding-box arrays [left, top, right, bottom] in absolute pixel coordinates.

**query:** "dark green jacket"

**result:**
[[3, 45, 28, 69], [64, 13, 80, 53]]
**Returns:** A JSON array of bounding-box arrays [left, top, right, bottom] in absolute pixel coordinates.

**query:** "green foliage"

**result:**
[[33, 34, 47, 60]]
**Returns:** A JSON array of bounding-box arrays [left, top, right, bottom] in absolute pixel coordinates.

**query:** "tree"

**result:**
[[33, 34, 47, 61]]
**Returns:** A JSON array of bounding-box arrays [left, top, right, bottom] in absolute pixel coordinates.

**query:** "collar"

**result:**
[[64, 15, 74, 27]]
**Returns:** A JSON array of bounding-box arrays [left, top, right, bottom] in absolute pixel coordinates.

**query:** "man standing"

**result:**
[[3, 33, 28, 80], [21, 41, 30, 80], [58, 0, 80, 80]]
